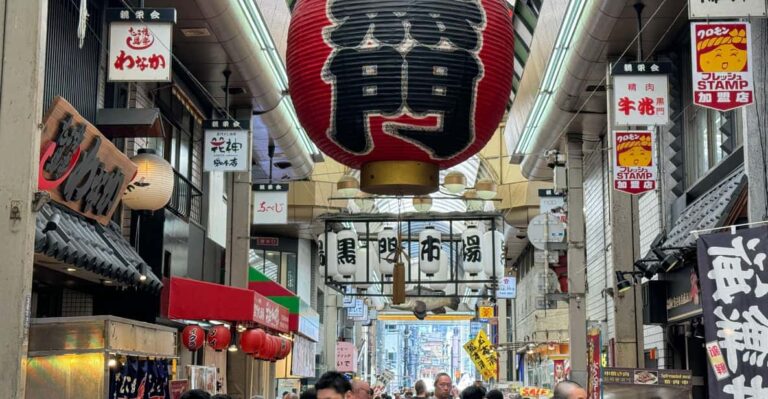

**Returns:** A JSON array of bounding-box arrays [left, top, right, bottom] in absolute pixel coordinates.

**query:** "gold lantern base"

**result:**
[[360, 161, 439, 195]]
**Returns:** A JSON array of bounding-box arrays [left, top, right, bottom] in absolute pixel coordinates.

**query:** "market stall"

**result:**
[[25, 316, 177, 399]]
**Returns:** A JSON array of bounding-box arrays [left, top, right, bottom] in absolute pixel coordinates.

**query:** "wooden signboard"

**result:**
[[38, 97, 137, 225]]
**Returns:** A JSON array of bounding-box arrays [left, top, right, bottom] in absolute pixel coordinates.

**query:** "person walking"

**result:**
[[433, 373, 453, 399], [413, 380, 427, 399], [352, 380, 373, 399]]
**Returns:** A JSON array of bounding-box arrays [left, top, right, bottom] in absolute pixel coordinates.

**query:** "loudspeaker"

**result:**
[[643, 280, 668, 325]]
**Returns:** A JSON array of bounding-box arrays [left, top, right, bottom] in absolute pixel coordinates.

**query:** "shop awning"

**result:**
[[248, 267, 300, 332], [95, 107, 164, 138], [34, 203, 162, 292], [655, 167, 746, 250], [161, 276, 290, 333]]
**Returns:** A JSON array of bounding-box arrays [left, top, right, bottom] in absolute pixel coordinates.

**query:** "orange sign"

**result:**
[[39, 97, 137, 224], [519, 387, 552, 398], [477, 306, 495, 319]]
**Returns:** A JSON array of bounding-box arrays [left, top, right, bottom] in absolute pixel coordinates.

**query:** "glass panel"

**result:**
[[265, 251, 281, 282], [170, 126, 179, 170], [712, 111, 726, 165], [179, 130, 191, 178], [285, 253, 298, 293]]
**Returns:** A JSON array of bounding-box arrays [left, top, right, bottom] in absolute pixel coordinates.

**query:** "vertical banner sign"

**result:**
[[587, 328, 602, 399], [613, 130, 657, 195], [252, 184, 289, 224], [554, 359, 566, 385], [335, 341, 357, 372], [688, 0, 767, 19], [107, 8, 176, 82], [691, 22, 754, 111], [612, 62, 670, 126], [697, 227, 768, 398], [204, 119, 250, 172]]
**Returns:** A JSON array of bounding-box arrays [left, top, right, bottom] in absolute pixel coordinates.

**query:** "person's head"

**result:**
[[553, 380, 587, 399], [485, 389, 503, 399], [289, 394, 300, 399], [433, 373, 452, 399], [405, 392, 413, 399], [212, 395, 233, 399], [414, 380, 427, 396], [460, 386, 485, 399], [301, 388, 318, 399], [352, 380, 373, 399], [283, 392, 291, 399], [181, 390, 212, 399], [316, 372, 353, 399]]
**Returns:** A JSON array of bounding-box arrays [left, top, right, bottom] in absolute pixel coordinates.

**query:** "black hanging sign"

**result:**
[[697, 226, 768, 398]]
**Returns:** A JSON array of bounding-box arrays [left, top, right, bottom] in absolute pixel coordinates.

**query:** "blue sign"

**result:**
[[497, 276, 517, 299]]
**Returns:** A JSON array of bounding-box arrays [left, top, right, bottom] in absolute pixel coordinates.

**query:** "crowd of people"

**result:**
[[176, 371, 587, 399]]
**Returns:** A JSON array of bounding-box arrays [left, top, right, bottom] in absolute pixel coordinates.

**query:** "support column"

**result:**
[[744, 19, 768, 223], [225, 161, 253, 398], [497, 299, 509, 381], [0, 0, 47, 397], [610, 184, 644, 367], [324, 292, 340, 372], [565, 134, 587, 386]]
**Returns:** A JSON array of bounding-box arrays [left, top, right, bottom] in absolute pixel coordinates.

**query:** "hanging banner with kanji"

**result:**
[[612, 130, 657, 195], [204, 119, 250, 172], [697, 226, 768, 398], [587, 328, 602, 399], [463, 330, 497, 380], [690, 22, 754, 111], [612, 63, 669, 126], [107, 8, 176, 82]]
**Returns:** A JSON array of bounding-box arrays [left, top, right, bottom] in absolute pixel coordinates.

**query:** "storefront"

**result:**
[[518, 343, 569, 390]]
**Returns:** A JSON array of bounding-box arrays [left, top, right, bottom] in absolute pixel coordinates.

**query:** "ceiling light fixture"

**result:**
[[443, 171, 466, 194], [337, 175, 360, 198], [475, 179, 497, 200], [412, 196, 433, 212]]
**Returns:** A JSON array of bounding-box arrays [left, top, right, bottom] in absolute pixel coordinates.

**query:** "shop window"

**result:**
[[685, 108, 741, 187], [61, 288, 93, 317]]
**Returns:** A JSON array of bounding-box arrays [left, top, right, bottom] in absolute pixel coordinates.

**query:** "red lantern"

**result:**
[[277, 338, 293, 359], [240, 328, 266, 354], [181, 325, 206, 351], [260, 335, 278, 361], [206, 325, 232, 351], [287, 0, 514, 195]]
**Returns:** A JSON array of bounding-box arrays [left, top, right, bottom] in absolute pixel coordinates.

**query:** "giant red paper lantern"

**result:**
[[260, 335, 278, 361], [181, 325, 206, 351], [287, 0, 514, 195], [240, 328, 267, 354], [206, 325, 232, 351]]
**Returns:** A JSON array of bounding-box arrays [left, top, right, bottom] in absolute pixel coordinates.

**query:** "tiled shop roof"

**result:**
[[34, 203, 162, 292], [661, 166, 746, 249]]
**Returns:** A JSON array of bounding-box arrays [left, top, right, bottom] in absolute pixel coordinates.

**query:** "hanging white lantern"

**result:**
[[354, 247, 374, 291], [337, 175, 360, 198], [336, 229, 358, 278], [483, 230, 505, 279], [475, 179, 498, 200], [418, 226, 442, 276], [428, 250, 450, 291], [462, 225, 484, 276], [319, 232, 339, 279], [466, 271, 485, 292], [443, 171, 466, 194], [123, 149, 174, 211], [377, 227, 398, 277]]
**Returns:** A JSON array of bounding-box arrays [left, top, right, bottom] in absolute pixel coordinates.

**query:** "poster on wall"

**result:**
[[335, 341, 357, 372], [697, 226, 768, 398], [612, 130, 657, 195], [107, 8, 176, 82], [690, 22, 754, 111], [291, 336, 317, 378]]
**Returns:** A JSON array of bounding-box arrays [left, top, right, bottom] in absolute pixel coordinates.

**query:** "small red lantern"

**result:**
[[181, 325, 206, 351], [207, 325, 231, 351], [277, 338, 293, 359], [240, 328, 266, 354], [287, 0, 514, 195], [260, 335, 278, 361]]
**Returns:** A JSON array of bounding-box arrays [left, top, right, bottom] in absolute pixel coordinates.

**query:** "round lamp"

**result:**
[[475, 179, 498, 200], [181, 325, 206, 351], [337, 175, 360, 198], [206, 325, 232, 352], [412, 196, 433, 212], [123, 149, 174, 211], [443, 171, 467, 194], [463, 190, 484, 211]]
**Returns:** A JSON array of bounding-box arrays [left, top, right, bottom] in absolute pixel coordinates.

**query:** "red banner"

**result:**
[[587, 329, 602, 399]]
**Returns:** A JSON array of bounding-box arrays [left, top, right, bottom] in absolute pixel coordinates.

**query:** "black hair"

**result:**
[[486, 389, 503, 399], [316, 371, 353, 395], [212, 395, 233, 399], [181, 390, 212, 399], [460, 386, 485, 399], [553, 380, 584, 399], [414, 380, 426, 395], [301, 388, 318, 399]]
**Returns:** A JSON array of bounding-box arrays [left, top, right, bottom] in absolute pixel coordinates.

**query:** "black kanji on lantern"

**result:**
[[338, 237, 357, 265], [464, 235, 481, 263], [421, 235, 441, 262], [324, 0, 485, 157], [379, 236, 397, 255]]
